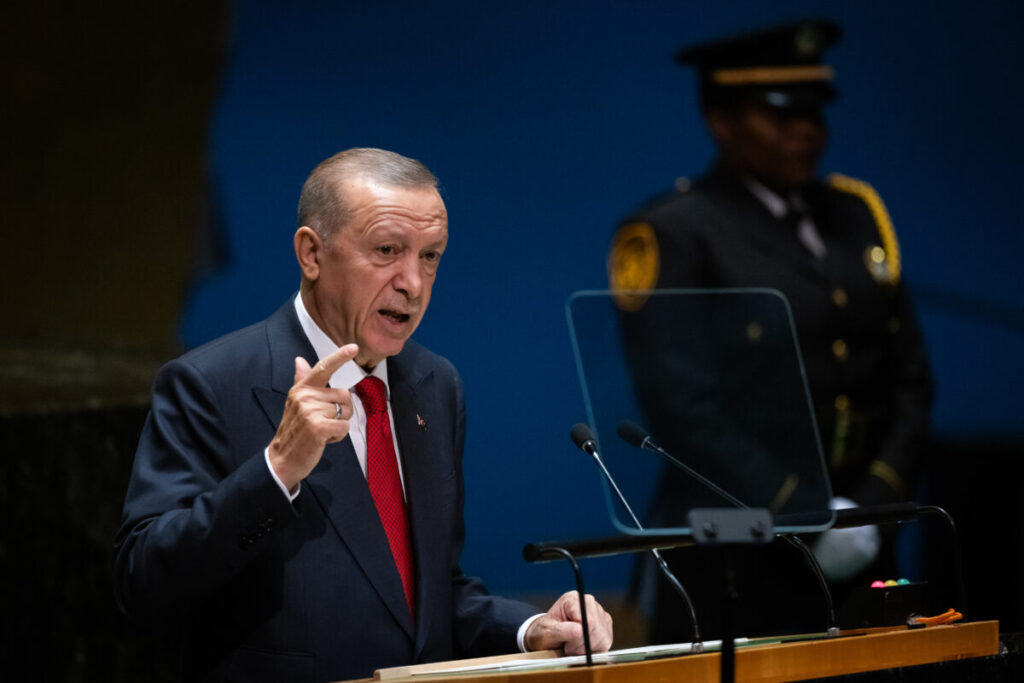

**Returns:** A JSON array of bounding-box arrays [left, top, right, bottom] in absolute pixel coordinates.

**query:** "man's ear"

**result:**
[[294, 226, 322, 281]]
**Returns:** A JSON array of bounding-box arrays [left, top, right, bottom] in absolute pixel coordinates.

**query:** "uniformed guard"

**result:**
[[609, 19, 934, 641]]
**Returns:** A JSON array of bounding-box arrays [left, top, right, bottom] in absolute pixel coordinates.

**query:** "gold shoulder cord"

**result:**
[[829, 174, 907, 499], [827, 173, 901, 285]]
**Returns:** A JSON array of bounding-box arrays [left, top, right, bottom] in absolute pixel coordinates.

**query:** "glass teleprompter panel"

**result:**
[[567, 289, 834, 536]]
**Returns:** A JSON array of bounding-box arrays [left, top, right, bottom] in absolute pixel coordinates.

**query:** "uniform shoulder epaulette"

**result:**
[[827, 173, 901, 285], [607, 176, 691, 312], [608, 220, 659, 312]]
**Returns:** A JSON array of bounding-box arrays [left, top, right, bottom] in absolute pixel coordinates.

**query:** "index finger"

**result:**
[[298, 343, 359, 387]]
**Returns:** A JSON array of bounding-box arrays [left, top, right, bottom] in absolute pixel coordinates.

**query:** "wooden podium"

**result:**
[[356, 621, 999, 683]]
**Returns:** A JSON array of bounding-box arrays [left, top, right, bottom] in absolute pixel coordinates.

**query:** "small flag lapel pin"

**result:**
[[416, 414, 427, 430]]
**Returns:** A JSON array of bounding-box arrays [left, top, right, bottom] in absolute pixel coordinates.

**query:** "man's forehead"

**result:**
[[341, 178, 444, 214], [337, 190, 446, 246]]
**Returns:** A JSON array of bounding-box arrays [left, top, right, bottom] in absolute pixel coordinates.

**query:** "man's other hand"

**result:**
[[525, 590, 613, 655], [268, 343, 358, 491]]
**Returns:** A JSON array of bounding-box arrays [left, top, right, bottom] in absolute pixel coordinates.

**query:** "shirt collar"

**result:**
[[741, 175, 807, 219], [293, 293, 389, 393]]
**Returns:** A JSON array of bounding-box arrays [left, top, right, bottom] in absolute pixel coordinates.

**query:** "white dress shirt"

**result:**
[[264, 294, 406, 501]]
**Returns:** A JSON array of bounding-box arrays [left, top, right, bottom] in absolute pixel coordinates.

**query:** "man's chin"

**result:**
[[356, 340, 407, 370], [774, 171, 817, 191], [789, 160, 820, 185]]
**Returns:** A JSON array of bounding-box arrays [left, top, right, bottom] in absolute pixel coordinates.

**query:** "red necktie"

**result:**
[[354, 376, 415, 619]]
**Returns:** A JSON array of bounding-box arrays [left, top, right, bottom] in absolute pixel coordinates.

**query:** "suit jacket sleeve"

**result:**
[[113, 355, 297, 625]]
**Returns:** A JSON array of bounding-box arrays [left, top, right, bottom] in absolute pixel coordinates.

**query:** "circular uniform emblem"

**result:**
[[608, 222, 660, 311]]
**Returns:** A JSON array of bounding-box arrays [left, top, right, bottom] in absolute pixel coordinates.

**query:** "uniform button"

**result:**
[[832, 339, 849, 361], [834, 394, 849, 411], [887, 316, 901, 333], [832, 288, 848, 308]]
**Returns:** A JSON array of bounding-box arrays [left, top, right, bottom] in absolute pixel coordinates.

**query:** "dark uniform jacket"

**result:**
[[608, 166, 934, 641], [609, 166, 933, 508]]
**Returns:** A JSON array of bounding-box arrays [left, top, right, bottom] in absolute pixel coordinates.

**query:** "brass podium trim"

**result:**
[[357, 621, 999, 682]]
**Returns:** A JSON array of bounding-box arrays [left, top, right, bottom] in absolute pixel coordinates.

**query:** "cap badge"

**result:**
[[795, 24, 821, 56]]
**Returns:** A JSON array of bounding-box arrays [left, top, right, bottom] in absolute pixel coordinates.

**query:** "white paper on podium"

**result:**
[[409, 639, 754, 676]]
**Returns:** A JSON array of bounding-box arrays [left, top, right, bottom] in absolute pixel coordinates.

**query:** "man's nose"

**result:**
[[393, 254, 423, 299]]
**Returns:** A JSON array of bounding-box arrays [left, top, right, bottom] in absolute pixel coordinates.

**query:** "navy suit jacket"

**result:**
[[114, 300, 537, 682]]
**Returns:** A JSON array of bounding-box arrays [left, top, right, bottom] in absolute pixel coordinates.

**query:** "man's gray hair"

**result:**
[[297, 148, 439, 241]]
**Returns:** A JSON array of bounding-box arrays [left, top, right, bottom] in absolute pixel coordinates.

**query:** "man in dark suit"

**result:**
[[114, 148, 612, 682], [608, 21, 933, 640]]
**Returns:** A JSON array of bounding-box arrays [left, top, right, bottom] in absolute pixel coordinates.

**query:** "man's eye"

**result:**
[[378, 245, 395, 255], [424, 251, 440, 263]]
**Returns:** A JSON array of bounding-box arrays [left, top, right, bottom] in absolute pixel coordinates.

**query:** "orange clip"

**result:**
[[910, 608, 963, 626]]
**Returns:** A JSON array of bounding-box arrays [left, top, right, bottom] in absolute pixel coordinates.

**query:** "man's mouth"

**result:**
[[379, 309, 411, 324]]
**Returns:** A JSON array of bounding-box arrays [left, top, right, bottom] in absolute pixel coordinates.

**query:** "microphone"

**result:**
[[617, 420, 746, 509], [617, 420, 840, 636], [570, 422, 598, 455], [616, 420, 653, 450], [570, 423, 704, 651]]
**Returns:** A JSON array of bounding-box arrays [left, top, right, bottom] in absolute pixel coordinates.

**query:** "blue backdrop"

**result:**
[[182, 0, 1023, 595]]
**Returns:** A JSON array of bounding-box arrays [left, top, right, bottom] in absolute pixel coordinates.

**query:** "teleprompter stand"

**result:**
[[687, 507, 774, 683]]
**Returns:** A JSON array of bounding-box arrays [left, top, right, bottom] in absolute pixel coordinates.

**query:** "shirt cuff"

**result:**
[[517, 613, 545, 652], [265, 447, 300, 502]]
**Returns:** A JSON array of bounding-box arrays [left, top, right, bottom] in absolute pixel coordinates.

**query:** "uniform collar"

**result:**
[[741, 174, 809, 219]]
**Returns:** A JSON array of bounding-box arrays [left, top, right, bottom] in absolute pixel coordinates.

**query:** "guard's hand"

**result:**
[[525, 590, 613, 656], [268, 344, 358, 491], [812, 497, 882, 581]]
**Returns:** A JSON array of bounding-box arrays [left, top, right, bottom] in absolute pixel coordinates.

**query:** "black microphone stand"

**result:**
[[571, 423, 704, 652]]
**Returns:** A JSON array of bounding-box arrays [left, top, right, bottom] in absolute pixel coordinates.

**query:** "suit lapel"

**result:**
[[306, 440, 416, 640], [253, 300, 313, 431], [388, 355, 444, 658], [251, 300, 416, 641]]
